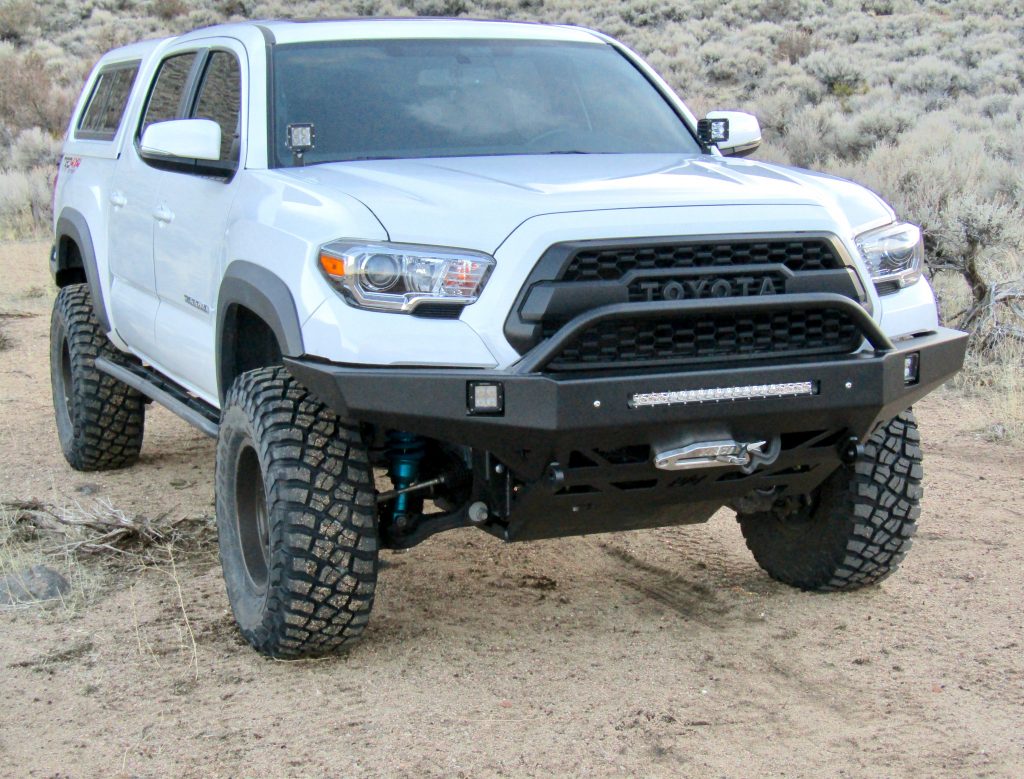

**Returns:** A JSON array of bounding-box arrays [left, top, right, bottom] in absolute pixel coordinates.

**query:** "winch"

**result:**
[[654, 438, 781, 474]]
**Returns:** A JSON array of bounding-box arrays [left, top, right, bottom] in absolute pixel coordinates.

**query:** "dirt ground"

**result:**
[[1, 240, 1022, 778]]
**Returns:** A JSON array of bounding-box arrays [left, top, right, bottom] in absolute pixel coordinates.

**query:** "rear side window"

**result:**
[[193, 51, 242, 163], [76, 62, 139, 141], [140, 53, 197, 137]]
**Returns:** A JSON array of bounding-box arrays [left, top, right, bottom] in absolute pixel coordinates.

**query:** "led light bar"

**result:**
[[629, 381, 816, 408]]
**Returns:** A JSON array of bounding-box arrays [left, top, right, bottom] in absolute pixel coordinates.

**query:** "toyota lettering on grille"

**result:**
[[634, 276, 780, 302]]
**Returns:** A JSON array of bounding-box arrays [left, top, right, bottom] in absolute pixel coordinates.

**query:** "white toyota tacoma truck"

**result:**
[[50, 18, 967, 657]]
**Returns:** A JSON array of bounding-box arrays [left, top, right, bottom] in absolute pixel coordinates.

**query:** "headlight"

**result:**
[[318, 241, 495, 314], [855, 222, 924, 289]]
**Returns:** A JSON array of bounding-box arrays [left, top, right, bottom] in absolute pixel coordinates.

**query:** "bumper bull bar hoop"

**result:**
[[512, 293, 894, 374]]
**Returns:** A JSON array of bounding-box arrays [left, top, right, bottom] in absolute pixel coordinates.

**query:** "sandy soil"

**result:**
[[1, 240, 1022, 778]]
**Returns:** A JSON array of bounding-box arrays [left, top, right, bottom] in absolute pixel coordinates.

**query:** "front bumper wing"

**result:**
[[285, 319, 966, 542], [286, 327, 965, 475]]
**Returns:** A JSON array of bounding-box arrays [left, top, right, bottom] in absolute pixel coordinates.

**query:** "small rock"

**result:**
[[519, 574, 557, 591], [986, 423, 1007, 441], [75, 483, 102, 495], [0, 565, 71, 605]]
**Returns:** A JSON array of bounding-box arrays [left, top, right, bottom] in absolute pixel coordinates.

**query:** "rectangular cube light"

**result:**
[[467, 381, 504, 415], [903, 352, 920, 385]]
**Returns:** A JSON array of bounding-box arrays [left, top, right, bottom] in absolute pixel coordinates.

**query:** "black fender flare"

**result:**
[[216, 261, 305, 401], [55, 209, 110, 333]]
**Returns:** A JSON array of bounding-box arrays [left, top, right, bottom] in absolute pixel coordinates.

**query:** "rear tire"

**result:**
[[49, 284, 145, 471], [215, 367, 379, 658], [738, 410, 923, 591]]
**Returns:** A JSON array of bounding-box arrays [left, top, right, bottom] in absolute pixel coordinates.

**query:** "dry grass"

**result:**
[[953, 340, 1024, 442], [0, 168, 55, 240], [0, 502, 95, 612], [4, 499, 173, 556], [0, 497, 215, 612], [0, 309, 25, 350], [933, 263, 1024, 441], [0, 309, 40, 351], [2, 498, 214, 563]]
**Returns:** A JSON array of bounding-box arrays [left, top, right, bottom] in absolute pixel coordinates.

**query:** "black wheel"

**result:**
[[49, 284, 145, 471], [215, 367, 379, 658], [738, 410, 923, 591]]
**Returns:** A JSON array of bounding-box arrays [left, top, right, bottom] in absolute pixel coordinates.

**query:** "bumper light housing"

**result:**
[[903, 352, 920, 385], [467, 381, 504, 415]]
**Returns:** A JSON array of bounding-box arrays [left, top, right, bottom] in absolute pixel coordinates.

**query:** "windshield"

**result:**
[[271, 38, 700, 166]]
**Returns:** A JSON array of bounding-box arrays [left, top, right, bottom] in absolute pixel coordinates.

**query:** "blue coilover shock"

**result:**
[[386, 430, 426, 529]]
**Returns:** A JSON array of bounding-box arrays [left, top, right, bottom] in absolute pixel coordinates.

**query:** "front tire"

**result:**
[[215, 367, 379, 658], [738, 411, 923, 591], [49, 284, 145, 471]]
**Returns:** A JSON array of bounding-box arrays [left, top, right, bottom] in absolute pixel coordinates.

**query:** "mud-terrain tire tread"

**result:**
[[738, 410, 923, 592], [215, 366, 378, 658], [50, 283, 145, 471]]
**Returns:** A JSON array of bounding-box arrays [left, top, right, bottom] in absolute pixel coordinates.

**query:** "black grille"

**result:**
[[503, 234, 869, 370], [561, 238, 842, 282], [546, 308, 862, 372]]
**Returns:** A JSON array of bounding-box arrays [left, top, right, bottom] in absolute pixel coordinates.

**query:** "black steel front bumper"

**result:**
[[286, 327, 965, 473], [285, 314, 966, 541]]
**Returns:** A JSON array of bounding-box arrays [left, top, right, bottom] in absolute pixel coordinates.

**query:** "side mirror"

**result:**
[[140, 119, 222, 162], [703, 111, 761, 157]]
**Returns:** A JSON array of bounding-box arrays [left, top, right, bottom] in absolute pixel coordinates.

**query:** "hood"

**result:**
[[277, 154, 894, 253]]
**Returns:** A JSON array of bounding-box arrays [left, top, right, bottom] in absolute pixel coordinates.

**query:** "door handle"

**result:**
[[153, 206, 174, 224], [109, 191, 127, 208]]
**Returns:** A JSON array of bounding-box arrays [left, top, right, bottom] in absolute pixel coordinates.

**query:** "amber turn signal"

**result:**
[[319, 252, 345, 277]]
